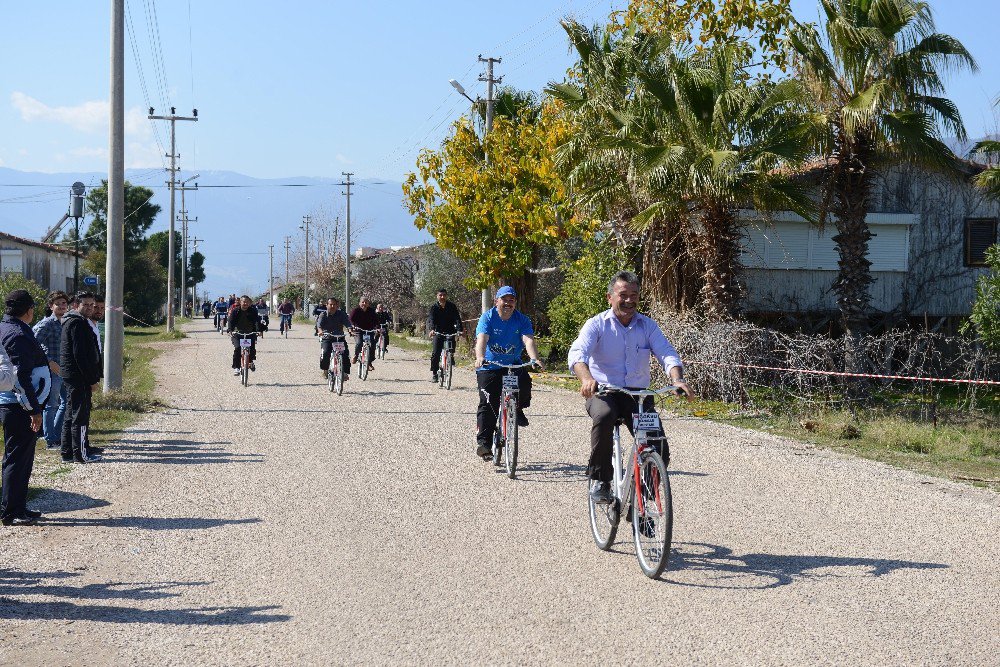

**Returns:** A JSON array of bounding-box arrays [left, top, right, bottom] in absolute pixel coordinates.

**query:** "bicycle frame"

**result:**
[[604, 386, 676, 510]]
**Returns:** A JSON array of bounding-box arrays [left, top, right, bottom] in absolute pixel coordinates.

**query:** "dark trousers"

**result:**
[[430, 336, 455, 374], [353, 335, 375, 365], [61, 382, 93, 460], [476, 369, 532, 446], [585, 393, 663, 482], [1, 404, 37, 520], [231, 336, 258, 368], [320, 337, 351, 375]]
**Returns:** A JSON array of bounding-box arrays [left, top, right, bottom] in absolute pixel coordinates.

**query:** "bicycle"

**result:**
[[435, 327, 461, 390], [279, 313, 292, 338], [321, 333, 347, 395], [215, 311, 228, 334], [354, 328, 380, 380], [587, 384, 680, 579], [375, 324, 389, 360], [481, 360, 536, 479], [233, 333, 258, 387]]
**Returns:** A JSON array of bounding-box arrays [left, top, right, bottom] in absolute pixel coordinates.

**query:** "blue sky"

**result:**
[[2, 0, 997, 184]]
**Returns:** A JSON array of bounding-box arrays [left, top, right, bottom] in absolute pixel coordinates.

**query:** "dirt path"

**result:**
[[1, 321, 997, 666]]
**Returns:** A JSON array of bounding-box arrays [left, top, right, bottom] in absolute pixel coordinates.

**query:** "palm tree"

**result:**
[[789, 0, 977, 336], [550, 21, 817, 319]]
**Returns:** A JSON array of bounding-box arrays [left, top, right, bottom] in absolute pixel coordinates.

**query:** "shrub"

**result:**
[[0, 274, 48, 325]]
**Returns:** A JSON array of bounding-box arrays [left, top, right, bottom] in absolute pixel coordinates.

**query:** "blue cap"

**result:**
[[495, 286, 517, 299]]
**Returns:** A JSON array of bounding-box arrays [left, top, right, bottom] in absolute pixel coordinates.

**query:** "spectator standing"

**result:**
[[32, 291, 69, 450], [60, 293, 102, 463], [0, 290, 50, 526]]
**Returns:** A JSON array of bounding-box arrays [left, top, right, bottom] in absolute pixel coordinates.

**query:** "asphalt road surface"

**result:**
[[1, 321, 997, 666]]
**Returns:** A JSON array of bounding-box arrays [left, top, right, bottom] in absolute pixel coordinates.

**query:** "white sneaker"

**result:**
[[233, 368, 240, 376]]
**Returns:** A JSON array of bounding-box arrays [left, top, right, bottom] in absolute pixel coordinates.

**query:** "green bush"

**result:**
[[547, 237, 630, 352], [963, 244, 1000, 349], [0, 274, 49, 325]]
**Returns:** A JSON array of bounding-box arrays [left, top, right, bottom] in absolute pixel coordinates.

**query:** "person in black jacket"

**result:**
[[0, 290, 50, 525], [317, 297, 352, 378], [227, 295, 260, 375], [427, 289, 464, 383], [60, 292, 101, 463]]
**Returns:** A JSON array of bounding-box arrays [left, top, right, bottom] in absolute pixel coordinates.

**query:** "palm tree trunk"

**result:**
[[831, 135, 875, 339], [642, 218, 702, 313], [695, 206, 743, 321]]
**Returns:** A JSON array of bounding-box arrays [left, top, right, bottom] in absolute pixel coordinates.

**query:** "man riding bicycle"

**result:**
[[213, 297, 229, 330], [318, 297, 352, 380], [227, 295, 261, 375], [349, 296, 379, 373], [375, 303, 392, 353], [568, 271, 692, 504], [474, 286, 543, 460], [255, 298, 269, 335], [427, 288, 463, 383], [277, 299, 294, 334]]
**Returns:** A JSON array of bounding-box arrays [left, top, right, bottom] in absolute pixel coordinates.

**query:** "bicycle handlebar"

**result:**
[[352, 328, 381, 334], [482, 360, 539, 370], [320, 332, 346, 339], [598, 383, 686, 397]]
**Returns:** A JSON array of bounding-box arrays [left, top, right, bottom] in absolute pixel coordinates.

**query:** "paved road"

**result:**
[[1, 321, 998, 666]]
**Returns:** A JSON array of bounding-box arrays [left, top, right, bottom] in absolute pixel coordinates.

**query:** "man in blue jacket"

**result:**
[[0, 289, 50, 526]]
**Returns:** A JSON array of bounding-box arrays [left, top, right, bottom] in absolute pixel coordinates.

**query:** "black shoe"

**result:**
[[74, 454, 102, 463], [475, 442, 491, 458], [1, 515, 37, 527], [431, 373, 438, 383], [367, 363, 375, 372], [45, 442, 60, 450], [589, 480, 613, 505], [24, 509, 42, 519], [88, 446, 104, 455], [342, 373, 350, 381], [61, 456, 74, 463], [250, 362, 256, 372], [516, 410, 529, 427]]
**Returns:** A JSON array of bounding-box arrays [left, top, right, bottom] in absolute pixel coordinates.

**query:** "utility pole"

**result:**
[[177, 175, 198, 318], [284, 235, 291, 295], [300, 215, 311, 313], [105, 0, 125, 391], [148, 106, 198, 331], [340, 172, 354, 307], [268, 244, 275, 313], [479, 55, 502, 313]]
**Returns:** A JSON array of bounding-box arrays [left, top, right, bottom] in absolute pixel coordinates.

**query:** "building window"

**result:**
[[0, 249, 24, 275], [965, 218, 998, 267]]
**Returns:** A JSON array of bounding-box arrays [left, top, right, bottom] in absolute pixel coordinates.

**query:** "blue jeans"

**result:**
[[42, 373, 66, 447]]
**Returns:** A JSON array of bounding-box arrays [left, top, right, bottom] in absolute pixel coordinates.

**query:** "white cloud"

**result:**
[[335, 153, 353, 165], [11, 92, 151, 139]]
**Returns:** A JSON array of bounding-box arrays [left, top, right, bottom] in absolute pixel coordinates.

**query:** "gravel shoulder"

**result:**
[[1, 321, 997, 666]]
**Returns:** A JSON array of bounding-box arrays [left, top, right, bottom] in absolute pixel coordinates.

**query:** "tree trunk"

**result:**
[[502, 246, 539, 320], [641, 218, 702, 313], [694, 206, 743, 321], [831, 133, 876, 339]]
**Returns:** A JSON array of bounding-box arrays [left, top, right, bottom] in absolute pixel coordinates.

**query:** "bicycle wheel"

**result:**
[[439, 351, 446, 388], [444, 352, 453, 390], [588, 488, 621, 551], [632, 452, 673, 579], [241, 354, 250, 387], [503, 395, 518, 478], [360, 346, 369, 380]]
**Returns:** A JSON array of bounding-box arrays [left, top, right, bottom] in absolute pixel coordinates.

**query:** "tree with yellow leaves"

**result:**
[[402, 94, 589, 315]]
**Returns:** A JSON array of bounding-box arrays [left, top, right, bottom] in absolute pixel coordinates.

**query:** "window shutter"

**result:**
[[966, 219, 998, 266]]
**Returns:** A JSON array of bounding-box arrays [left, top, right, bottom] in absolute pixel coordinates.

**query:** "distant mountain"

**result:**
[[0, 167, 430, 297]]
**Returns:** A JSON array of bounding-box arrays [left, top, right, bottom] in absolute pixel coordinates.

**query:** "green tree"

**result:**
[[83, 180, 161, 254], [962, 245, 1000, 349], [551, 20, 817, 320], [278, 284, 304, 309], [414, 245, 480, 319], [81, 250, 166, 325], [0, 274, 48, 325], [788, 0, 976, 336], [187, 251, 206, 288], [147, 230, 182, 287]]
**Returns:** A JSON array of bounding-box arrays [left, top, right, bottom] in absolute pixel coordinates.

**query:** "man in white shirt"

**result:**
[[568, 271, 692, 503]]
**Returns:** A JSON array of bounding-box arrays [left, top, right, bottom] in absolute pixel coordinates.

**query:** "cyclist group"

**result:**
[[219, 272, 692, 507]]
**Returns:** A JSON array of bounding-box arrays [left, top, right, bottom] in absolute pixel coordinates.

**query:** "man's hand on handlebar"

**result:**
[[673, 380, 693, 399], [580, 378, 599, 399], [475, 355, 486, 368]]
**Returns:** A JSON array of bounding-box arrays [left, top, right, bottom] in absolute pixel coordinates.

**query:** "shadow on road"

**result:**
[[33, 489, 112, 513], [516, 460, 588, 483], [0, 569, 290, 625], [659, 542, 949, 589], [110, 439, 264, 465], [40, 516, 263, 530]]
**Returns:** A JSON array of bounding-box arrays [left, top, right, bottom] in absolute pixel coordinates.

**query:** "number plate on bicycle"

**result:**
[[332, 342, 345, 352], [239, 338, 252, 348], [502, 374, 519, 390], [633, 412, 661, 432], [363, 335, 372, 343]]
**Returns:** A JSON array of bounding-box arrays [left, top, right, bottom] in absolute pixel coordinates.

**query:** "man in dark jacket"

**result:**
[[227, 295, 260, 375], [318, 297, 352, 379], [349, 297, 380, 372], [427, 288, 464, 383], [1, 289, 50, 525], [60, 292, 101, 463]]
